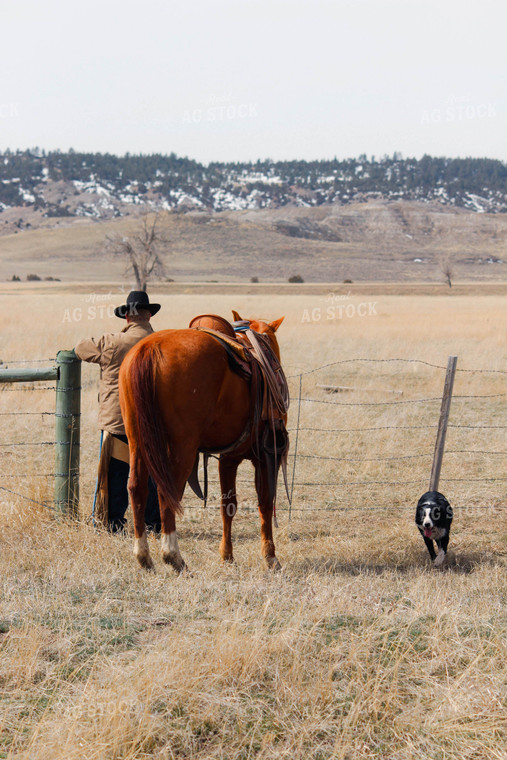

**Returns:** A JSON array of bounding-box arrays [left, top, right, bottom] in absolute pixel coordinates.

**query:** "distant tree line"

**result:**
[[0, 149, 505, 212]]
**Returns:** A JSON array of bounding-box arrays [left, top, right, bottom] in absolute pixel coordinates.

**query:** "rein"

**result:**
[[244, 329, 290, 417], [242, 329, 291, 526]]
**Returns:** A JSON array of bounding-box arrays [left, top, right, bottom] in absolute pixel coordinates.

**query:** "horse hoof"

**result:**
[[137, 555, 155, 572], [265, 556, 282, 572], [221, 555, 234, 565], [134, 533, 154, 571], [163, 553, 187, 574]]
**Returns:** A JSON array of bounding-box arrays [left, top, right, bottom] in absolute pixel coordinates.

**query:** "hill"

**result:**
[[0, 150, 505, 283], [1, 199, 506, 283], [0, 151, 506, 229]]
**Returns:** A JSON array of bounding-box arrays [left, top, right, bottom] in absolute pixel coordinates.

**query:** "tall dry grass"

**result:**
[[1, 289, 506, 758]]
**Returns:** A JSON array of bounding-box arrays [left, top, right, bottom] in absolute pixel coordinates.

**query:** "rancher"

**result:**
[[73, 290, 161, 533]]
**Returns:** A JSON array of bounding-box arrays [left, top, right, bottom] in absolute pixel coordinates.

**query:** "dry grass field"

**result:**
[[1, 201, 506, 283], [0, 286, 506, 759]]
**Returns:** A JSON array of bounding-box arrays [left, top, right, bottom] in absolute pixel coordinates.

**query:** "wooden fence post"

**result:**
[[429, 355, 458, 492], [55, 351, 81, 516]]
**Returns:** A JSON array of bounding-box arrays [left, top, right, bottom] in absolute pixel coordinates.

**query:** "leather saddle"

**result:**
[[188, 314, 253, 381]]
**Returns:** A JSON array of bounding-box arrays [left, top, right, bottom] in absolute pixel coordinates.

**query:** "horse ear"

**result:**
[[232, 310, 242, 321], [269, 316, 284, 332]]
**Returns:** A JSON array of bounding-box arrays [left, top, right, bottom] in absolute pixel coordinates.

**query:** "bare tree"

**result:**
[[438, 253, 454, 288], [106, 213, 168, 290]]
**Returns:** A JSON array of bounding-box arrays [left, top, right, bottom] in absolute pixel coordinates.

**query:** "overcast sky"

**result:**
[[1, 0, 505, 163]]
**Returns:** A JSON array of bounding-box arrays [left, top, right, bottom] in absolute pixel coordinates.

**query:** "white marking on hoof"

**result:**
[[161, 531, 186, 573], [134, 531, 154, 570], [434, 549, 446, 567]]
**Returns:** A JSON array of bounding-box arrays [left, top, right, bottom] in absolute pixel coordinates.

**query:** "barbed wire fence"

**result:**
[[0, 358, 57, 509], [0, 356, 506, 518], [193, 358, 507, 517]]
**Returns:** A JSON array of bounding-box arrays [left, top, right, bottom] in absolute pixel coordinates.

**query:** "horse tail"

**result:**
[[126, 341, 182, 516]]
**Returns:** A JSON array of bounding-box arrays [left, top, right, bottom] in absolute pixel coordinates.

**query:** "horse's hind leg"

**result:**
[[218, 456, 240, 563], [128, 448, 153, 570], [159, 494, 186, 573], [158, 448, 196, 573], [255, 461, 281, 571]]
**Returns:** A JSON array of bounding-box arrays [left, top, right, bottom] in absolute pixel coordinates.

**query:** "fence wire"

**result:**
[[288, 357, 507, 378], [0, 485, 54, 510], [0, 355, 506, 517], [0, 386, 56, 391]]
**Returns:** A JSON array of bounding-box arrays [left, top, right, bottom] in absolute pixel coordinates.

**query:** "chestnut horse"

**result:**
[[119, 313, 287, 572]]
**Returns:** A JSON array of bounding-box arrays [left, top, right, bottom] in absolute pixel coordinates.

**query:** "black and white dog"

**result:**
[[415, 491, 453, 567]]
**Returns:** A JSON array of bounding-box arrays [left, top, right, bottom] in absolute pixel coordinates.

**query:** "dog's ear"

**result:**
[[437, 492, 450, 508]]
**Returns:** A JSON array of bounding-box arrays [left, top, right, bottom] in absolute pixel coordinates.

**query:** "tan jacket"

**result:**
[[75, 321, 154, 435]]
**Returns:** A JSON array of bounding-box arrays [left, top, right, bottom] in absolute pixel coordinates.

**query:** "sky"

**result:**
[[0, 0, 505, 164]]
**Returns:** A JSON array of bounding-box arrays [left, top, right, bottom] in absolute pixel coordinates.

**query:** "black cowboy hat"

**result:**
[[114, 290, 161, 319]]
